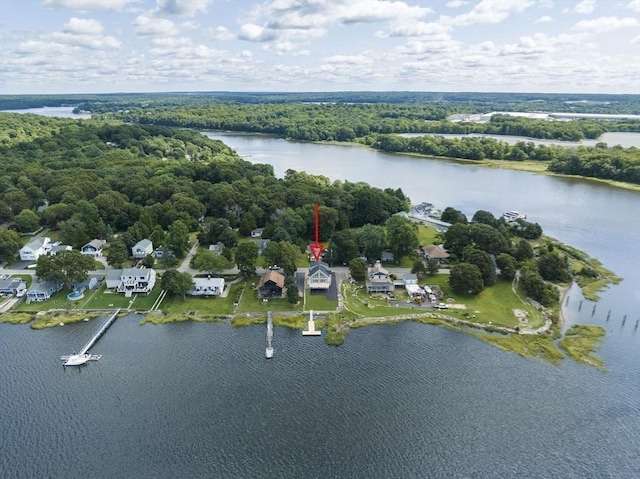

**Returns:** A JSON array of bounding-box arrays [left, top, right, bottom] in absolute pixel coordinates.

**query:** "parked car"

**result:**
[[436, 303, 449, 309]]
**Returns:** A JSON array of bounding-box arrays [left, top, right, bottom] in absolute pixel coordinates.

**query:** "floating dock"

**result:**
[[266, 311, 274, 359], [302, 310, 321, 336], [60, 309, 120, 366]]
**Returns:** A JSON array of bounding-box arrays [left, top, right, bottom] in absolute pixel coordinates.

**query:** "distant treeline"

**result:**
[[366, 134, 640, 184], [105, 103, 640, 142], [1, 90, 639, 114]]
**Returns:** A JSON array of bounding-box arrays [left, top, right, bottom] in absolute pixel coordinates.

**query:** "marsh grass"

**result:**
[[559, 325, 606, 370]]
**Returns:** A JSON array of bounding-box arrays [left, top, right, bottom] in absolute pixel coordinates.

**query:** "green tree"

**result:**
[[192, 249, 231, 274], [495, 253, 518, 280], [165, 220, 190, 257], [358, 224, 386, 262], [235, 241, 258, 276], [12, 209, 40, 233], [426, 258, 440, 276], [141, 253, 155, 268], [471, 210, 497, 226], [513, 239, 534, 262], [161, 269, 194, 300], [285, 277, 299, 304], [107, 239, 129, 268], [385, 215, 418, 260], [449, 263, 484, 295], [239, 212, 257, 237], [468, 223, 508, 255], [411, 259, 426, 278], [443, 223, 471, 256], [0, 229, 21, 263], [36, 250, 96, 291], [441, 207, 468, 224], [349, 257, 368, 282], [463, 247, 496, 286], [538, 252, 571, 282], [330, 229, 358, 265]]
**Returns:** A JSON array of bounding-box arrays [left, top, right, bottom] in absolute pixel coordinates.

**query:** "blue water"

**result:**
[[1, 315, 638, 478]]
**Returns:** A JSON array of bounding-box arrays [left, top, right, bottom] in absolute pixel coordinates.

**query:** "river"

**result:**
[[1, 110, 639, 478]]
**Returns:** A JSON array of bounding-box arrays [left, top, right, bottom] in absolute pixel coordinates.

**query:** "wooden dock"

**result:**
[[266, 311, 274, 358], [60, 309, 120, 366]]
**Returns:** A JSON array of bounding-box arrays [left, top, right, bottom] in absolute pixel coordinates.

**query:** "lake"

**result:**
[[1, 111, 639, 478]]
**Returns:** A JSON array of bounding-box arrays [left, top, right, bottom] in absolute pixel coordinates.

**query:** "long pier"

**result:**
[[266, 311, 274, 359], [60, 309, 120, 366]]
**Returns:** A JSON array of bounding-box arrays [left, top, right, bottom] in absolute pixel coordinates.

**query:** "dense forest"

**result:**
[[0, 114, 408, 262]]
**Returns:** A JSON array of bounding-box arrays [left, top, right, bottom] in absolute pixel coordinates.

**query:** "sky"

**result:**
[[0, 0, 639, 95]]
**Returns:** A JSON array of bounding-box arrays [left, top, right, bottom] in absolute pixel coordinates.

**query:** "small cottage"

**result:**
[[366, 261, 394, 294], [258, 269, 285, 298], [132, 239, 153, 259]]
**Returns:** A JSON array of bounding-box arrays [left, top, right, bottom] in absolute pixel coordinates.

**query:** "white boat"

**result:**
[[63, 353, 91, 366], [265, 347, 274, 359], [503, 211, 527, 222]]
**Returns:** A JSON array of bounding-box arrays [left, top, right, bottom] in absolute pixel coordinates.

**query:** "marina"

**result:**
[[60, 309, 120, 366]]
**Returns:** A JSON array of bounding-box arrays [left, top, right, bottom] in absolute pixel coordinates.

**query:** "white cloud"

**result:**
[[238, 0, 433, 50], [626, 0, 640, 13], [446, 1, 468, 8], [534, 15, 553, 23], [51, 31, 121, 49], [63, 17, 104, 35], [377, 20, 452, 38], [41, 0, 141, 12], [209, 26, 235, 41], [630, 35, 640, 45], [133, 14, 180, 36], [573, 16, 639, 33], [154, 0, 213, 17], [440, 0, 534, 27], [238, 23, 278, 42], [572, 0, 596, 14]]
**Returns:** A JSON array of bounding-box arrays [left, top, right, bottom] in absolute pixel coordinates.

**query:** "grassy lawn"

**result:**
[[416, 225, 442, 246], [160, 282, 243, 315], [17, 288, 80, 312], [80, 283, 134, 310], [236, 280, 303, 313], [342, 283, 417, 317], [305, 290, 338, 311], [421, 275, 544, 329]]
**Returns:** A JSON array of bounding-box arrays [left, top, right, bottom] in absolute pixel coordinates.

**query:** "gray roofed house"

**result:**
[[81, 239, 105, 257], [307, 261, 332, 290], [132, 239, 153, 259], [0, 275, 27, 297], [189, 277, 225, 296], [402, 273, 418, 285], [26, 280, 63, 303], [106, 269, 123, 289], [19, 237, 52, 261], [366, 260, 394, 294]]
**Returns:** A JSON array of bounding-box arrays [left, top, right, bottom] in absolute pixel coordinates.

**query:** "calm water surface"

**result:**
[[1, 113, 639, 478]]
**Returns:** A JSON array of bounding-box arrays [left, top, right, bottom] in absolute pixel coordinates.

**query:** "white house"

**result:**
[[106, 267, 156, 297], [50, 243, 72, 255], [366, 261, 394, 294], [132, 239, 153, 259], [189, 277, 225, 297], [0, 274, 27, 297], [19, 237, 51, 261], [81, 239, 105, 257], [250, 228, 264, 238], [308, 261, 332, 290]]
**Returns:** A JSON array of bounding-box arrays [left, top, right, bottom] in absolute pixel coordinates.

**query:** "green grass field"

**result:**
[[305, 290, 338, 311], [235, 280, 303, 313]]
